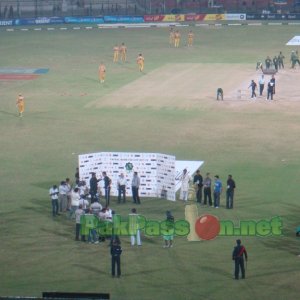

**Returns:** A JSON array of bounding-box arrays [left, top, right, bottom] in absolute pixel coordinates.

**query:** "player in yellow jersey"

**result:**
[[174, 30, 181, 48], [169, 28, 175, 46], [16, 94, 25, 117], [120, 42, 127, 62], [187, 30, 194, 47], [136, 54, 144, 72], [98, 62, 106, 83], [113, 45, 119, 62]]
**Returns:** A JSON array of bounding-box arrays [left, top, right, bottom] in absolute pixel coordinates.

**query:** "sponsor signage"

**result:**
[[0, 19, 14, 26], [247, 13, 300, 20], [64, 16, 104, 23], [225, 14, 246, 21], [103, 16, 144, 23]]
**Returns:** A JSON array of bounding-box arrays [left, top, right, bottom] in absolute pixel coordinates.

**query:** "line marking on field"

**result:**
[[85, 26, 93, 29], [6, 28, 14, 31], [60, 27, 67, 30], [248, 22, 262, 26], [34, 28, 42, 31], [73, 27, 81, 30], [268, 22, 282, 25], [288, 22, 300, 25], [228, 23, 242, 26], [21, 28, 29, 31], [47, 27, 55, 30]]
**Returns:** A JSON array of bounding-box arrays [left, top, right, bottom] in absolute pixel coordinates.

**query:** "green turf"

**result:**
[[1, 24, 300, 300]]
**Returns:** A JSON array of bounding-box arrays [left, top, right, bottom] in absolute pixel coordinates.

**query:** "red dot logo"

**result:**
[[195, 214, 220, 240]]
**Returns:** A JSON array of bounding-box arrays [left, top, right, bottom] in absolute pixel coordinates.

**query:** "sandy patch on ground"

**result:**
[[87, 63, 300, 111]]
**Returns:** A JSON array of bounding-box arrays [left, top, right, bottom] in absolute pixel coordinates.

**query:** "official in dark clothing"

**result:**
[[226, 175, 236, 209], [248, 80, 257, 99], [232, 239, 248, 280], [111, 237, 122, 277], [89, 173, 100, 203], [102, 171, 111, 207], [193, 170, 203, 204], [270, 75, 276, 94], [267, 81, 274, 100]]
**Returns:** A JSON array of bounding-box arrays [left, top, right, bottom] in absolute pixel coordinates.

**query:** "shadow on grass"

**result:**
[[0, 110, 18, 117], [72, 263, 108, 275]]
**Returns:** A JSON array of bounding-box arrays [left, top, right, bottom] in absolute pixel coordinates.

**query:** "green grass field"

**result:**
[[1, 24, 300, 300]]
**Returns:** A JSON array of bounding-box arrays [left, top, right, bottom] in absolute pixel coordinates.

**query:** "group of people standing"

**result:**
[[180, 169, 236, 209], [49, 170, 142, 217], [89, 171, 141, 206], [263, 52, 285, 71], [249, 74, 276, 100], [169, 28, 195, 47], [98, 43, 145, 83]]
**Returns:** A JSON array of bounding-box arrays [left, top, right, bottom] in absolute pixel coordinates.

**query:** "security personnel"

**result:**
[[232, 239, 248, 280], [111, 237, 122, 277]]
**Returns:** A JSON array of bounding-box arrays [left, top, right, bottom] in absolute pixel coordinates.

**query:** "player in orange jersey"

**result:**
[[98, 62, 106, 83], [136, 54, 144, 72], [16, 94, 25, 117], [120, 42, 127, 62], [187, 30, 194, 47], [174, 30, 181, 48], [169, 28, 175, 46], [113, 45, 119, 62]]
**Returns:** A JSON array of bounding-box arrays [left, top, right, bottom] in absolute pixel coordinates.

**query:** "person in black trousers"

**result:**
[[203, 173, 212, 206], [232, 239, 248, 280], [193, 169, 203, 204], [111, 237, 122, 278], [248, 80, 257, 99], [226, 175, 236, 209], [267, 81, 274, 100], [102, 171, 111, 207], [89, 173, 100, 203]]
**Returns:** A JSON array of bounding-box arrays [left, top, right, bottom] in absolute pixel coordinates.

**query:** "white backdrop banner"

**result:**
[[78, 152, 204, 201]]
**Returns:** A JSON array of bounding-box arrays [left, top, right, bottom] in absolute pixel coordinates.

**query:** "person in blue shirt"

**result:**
[[213, 175, 222, 208]]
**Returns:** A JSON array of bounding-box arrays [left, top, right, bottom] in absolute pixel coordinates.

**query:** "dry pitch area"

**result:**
[[88, 63, 300, 112]]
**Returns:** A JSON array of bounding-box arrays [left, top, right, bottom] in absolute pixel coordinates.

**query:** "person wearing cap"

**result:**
[[213, 175, 222, 208], [232, 239, 248, 279]]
